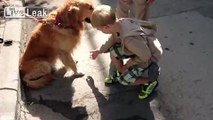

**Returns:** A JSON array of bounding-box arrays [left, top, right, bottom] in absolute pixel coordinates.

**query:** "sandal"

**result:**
[[138, 80, 158, 99], [105, 70, 120, 84]]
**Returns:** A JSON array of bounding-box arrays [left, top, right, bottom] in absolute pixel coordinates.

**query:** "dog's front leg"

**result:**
[[58, 50, 78, 74]]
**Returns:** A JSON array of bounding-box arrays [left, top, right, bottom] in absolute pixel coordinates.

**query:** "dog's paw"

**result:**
[[64, 72, 84, 78], [64, 71, 73, 78], [73, 72, 85, 78]]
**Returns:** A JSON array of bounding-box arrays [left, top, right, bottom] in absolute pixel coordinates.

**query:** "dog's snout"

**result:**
[[85, 17, 91, 23]]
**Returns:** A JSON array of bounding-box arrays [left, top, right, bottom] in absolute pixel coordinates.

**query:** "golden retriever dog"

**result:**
[[19, 0, 94, 89]]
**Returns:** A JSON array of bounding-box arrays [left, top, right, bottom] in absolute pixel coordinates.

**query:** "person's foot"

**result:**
[[138, 80, 158, 99], [105, 70, 120, 84]]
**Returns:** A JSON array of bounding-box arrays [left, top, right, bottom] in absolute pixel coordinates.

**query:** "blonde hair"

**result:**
[[91, 5, 116, 28]]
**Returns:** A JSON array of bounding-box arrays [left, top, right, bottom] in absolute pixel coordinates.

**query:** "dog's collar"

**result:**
[[32, 12, 76, 29], [54, 13, 75, 29]]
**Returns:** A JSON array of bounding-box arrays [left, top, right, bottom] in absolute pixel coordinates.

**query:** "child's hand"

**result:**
[[90, 50, 100, 60]]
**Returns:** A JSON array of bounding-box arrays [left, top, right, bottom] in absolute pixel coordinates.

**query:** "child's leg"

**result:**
[[108, 61, 117, 77], [117, 64, 158, 99], [105, 43, 131, 84], [117, 65, 145, 85], [120, 62, 160, 86], [109, 43, 130, 73], [129, 77, 149, 85], [110, 53, 123, 72]]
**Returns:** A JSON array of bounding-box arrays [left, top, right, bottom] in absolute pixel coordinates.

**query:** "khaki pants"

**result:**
[[116, 0, 148, 20]]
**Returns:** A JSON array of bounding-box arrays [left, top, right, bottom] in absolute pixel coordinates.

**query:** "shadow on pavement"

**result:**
[[21, 67, 88, 120], [86, 76, 156, 120]]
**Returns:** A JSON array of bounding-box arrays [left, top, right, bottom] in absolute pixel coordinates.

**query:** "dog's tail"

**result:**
[[23, 74, 55, 89]]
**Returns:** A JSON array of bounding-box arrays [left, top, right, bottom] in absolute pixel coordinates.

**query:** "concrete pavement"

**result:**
[[0, 0, 23, 120], [1, 0, 213, 120]]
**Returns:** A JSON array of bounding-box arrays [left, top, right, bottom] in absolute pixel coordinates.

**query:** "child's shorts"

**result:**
[[109, 44, 160, 85], [109, 44, 149, 85], [118, 65, 147, 85]]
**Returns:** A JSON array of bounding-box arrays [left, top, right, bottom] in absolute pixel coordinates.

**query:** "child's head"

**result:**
[[91, 5, 116, 34]]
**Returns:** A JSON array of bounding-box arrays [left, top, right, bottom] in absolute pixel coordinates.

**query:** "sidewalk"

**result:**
[[0, 0, 23, 120]]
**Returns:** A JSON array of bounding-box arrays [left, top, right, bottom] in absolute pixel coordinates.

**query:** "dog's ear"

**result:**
[[68, 6, 80, 24], [69, 6, 79, 14]]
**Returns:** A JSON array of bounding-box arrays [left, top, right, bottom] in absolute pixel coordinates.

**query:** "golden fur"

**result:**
[[19, 0, 94, 89]]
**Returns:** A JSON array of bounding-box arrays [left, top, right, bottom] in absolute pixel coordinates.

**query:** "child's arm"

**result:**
[[90, 34, 117, 60], [98, 33, 117, 53]]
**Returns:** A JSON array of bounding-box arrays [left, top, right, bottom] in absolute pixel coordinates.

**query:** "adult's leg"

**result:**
[[116, 0, 132, 18], [133, 0, 148, 20]]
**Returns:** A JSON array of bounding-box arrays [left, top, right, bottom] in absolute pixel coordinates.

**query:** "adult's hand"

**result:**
[[146, 0, 154, 6]]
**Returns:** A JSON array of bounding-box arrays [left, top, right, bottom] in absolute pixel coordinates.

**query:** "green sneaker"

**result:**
[[105, 70, 120, 84], [138, 80, 158, 99]]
